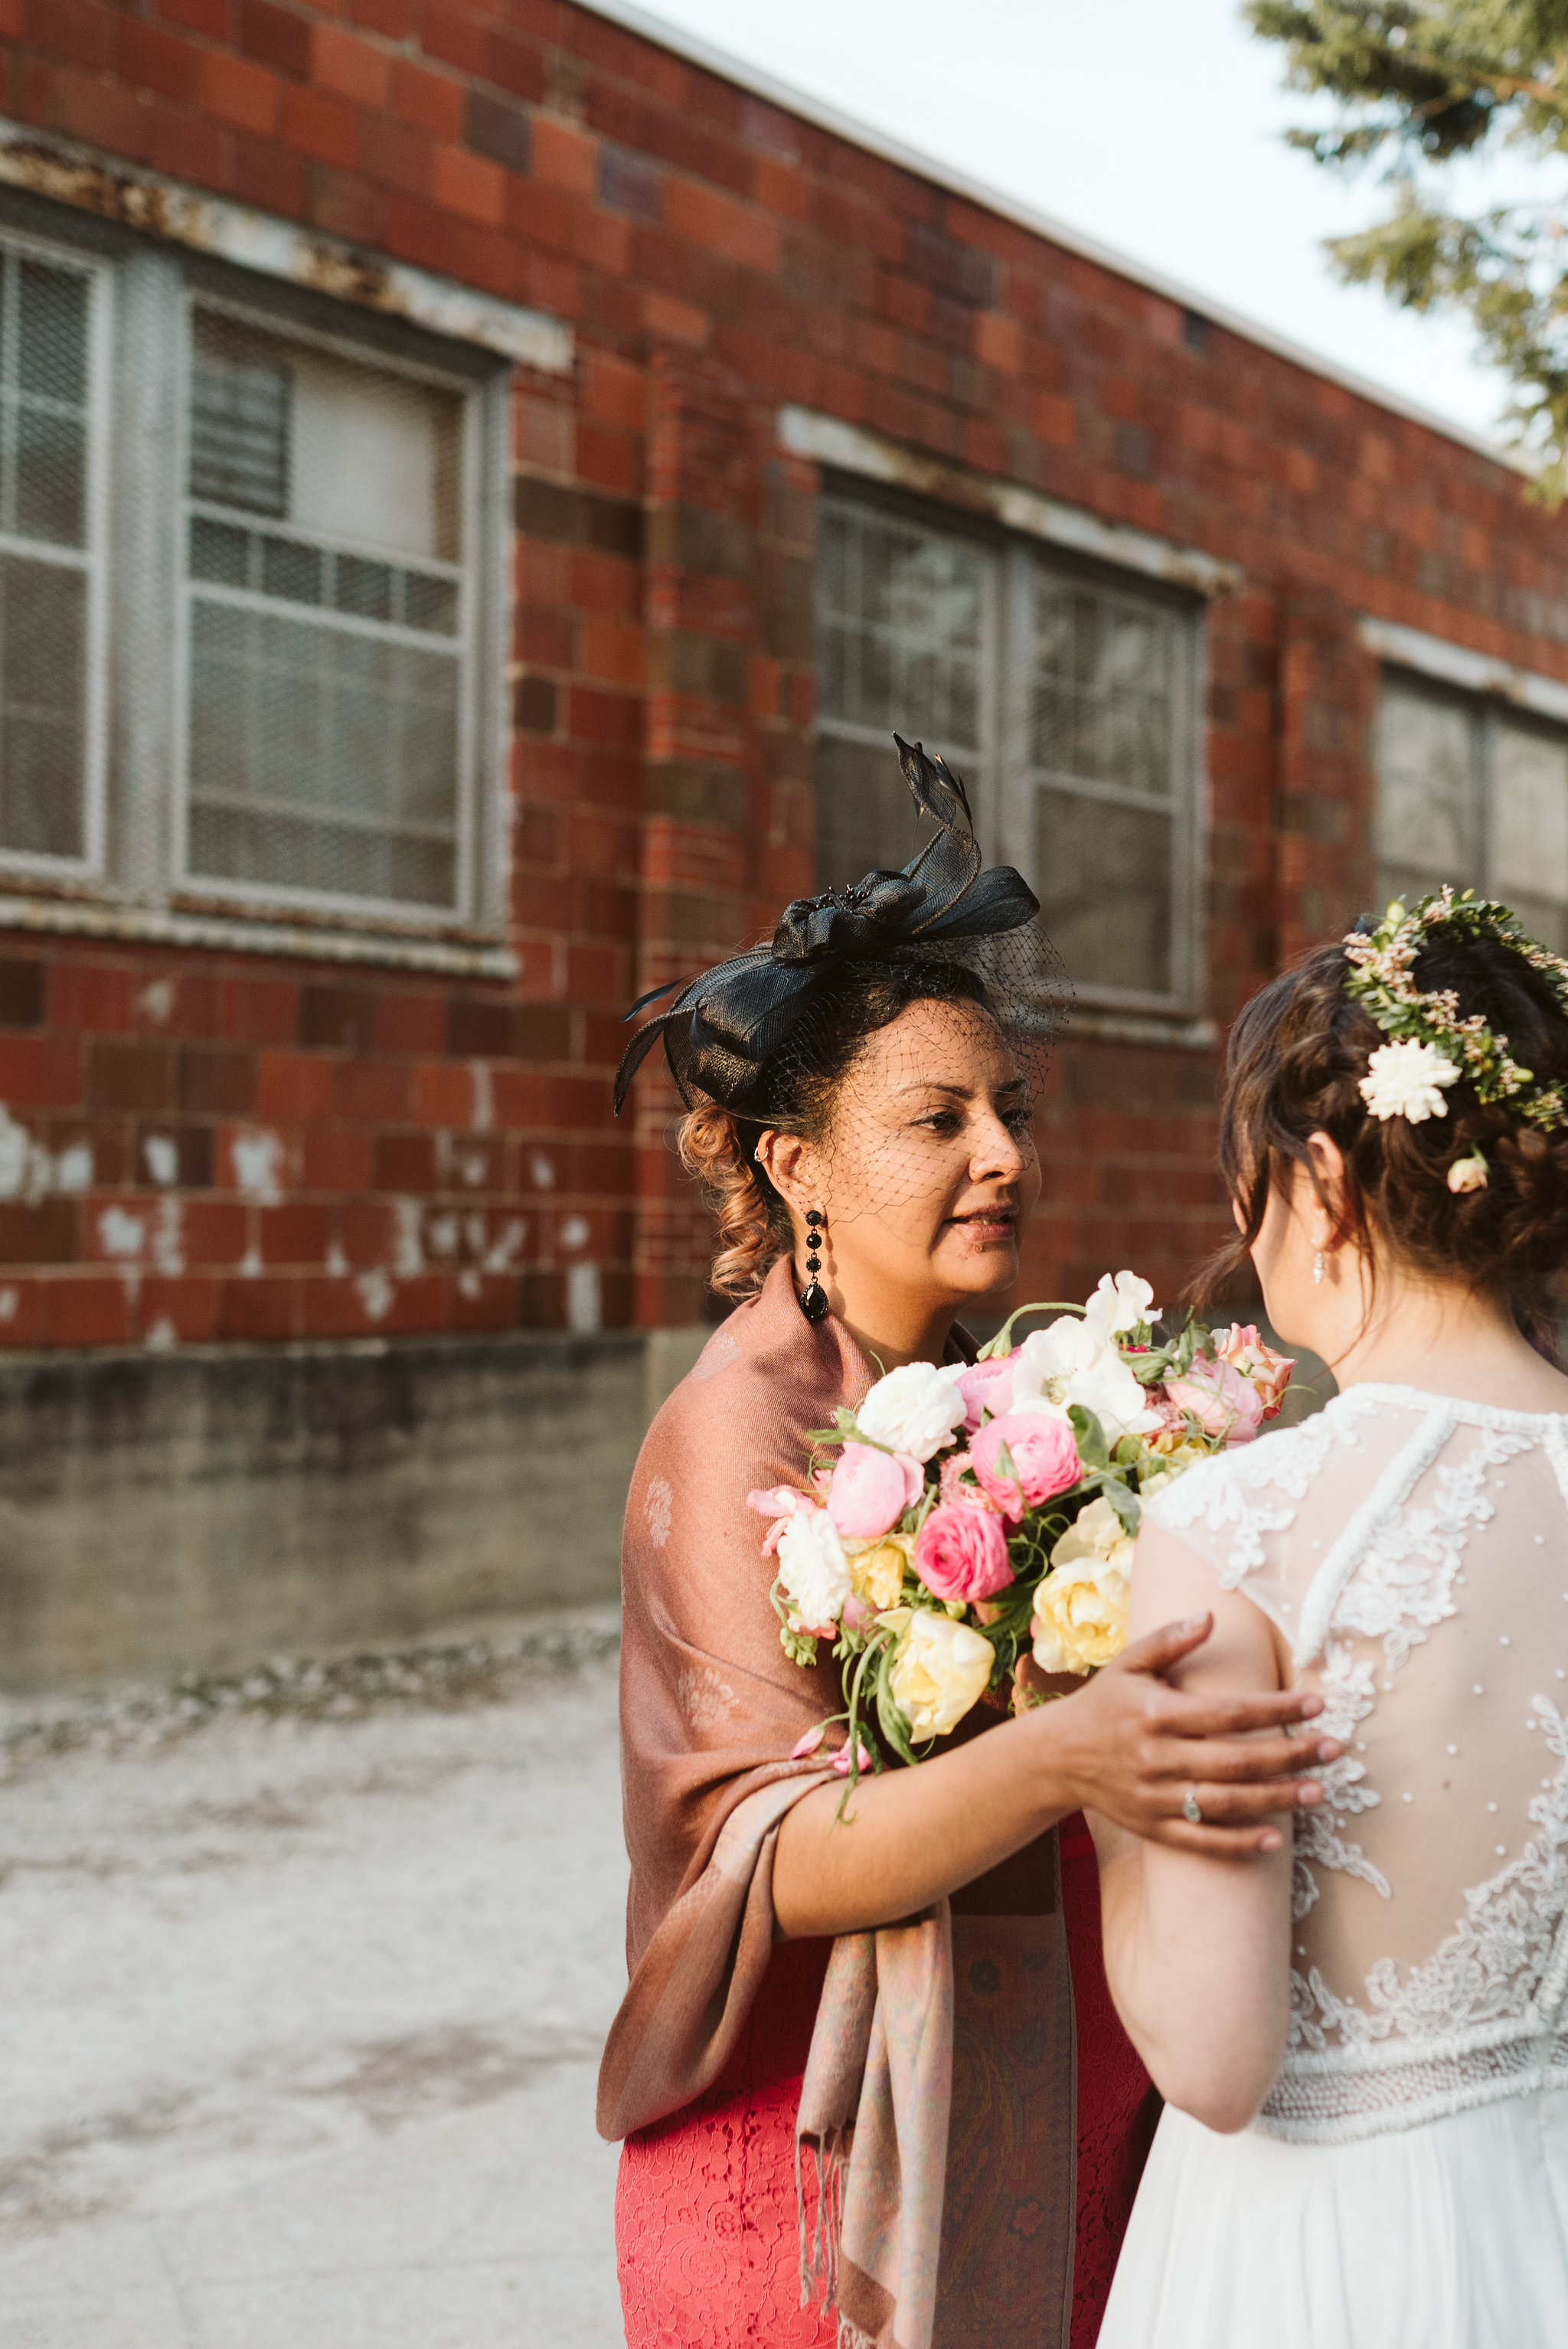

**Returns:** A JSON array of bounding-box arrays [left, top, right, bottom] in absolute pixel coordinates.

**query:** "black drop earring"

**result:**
[[801, 1208, 828, 1324]]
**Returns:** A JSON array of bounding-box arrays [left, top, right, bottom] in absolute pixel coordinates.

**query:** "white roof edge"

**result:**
[[584, 0, 1519, 473]]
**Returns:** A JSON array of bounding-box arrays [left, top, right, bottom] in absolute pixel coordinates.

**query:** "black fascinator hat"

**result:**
[[614, 735, 1062, 1118]]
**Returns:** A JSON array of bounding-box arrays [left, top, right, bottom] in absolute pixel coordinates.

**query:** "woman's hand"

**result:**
[[1020, 1613, 1337, 1856]]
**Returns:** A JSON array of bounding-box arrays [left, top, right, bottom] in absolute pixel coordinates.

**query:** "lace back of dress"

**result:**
[[1151, 1387, 1568, 2143]]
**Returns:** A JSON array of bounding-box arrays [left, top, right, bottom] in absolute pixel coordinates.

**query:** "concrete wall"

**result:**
[[0, 1325, 706, 1692]]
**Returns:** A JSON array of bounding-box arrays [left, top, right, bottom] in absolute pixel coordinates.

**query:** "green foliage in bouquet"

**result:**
[[751, 1275, 1296, 1802]]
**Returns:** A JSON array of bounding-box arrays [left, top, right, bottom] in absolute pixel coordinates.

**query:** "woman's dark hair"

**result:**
[[1198, 925, 1568, 1352], [678, 954, 998, 1298]]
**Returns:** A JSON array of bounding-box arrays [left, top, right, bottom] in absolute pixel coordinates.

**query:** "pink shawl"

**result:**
[[598, 1257, 1076, 2349]]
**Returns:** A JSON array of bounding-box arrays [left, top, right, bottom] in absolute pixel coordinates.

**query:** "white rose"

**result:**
[[1082, 1269, 1158, 1343], [854, 1361, 968, 1462], [887, 1608, 994, 1738], [776, 1507, 852, 1632], [1358, 1039, 1459, 1123]]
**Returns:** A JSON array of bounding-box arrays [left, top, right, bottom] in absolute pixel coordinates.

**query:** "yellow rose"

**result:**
[[886, 1608, 993, 1739], [846, 1532, 912, 1611], [1032, 1497, 1132, 1675]]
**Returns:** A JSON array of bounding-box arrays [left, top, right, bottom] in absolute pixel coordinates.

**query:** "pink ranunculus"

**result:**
[[956, 1353, 1017, 1433], [1214, 1322, 1295, 1420], [969, 1410, 1083, 1518], [913, 1503, 1014, 1602], [1163, 1357, 1265, 1446], [939, 1450, 1005, 1515], [825, 1442, 924, 1540], [746, 1483, 814, 1557]]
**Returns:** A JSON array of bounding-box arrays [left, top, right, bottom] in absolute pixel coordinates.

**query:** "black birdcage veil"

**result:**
[[616, 734, 1072, 1242]]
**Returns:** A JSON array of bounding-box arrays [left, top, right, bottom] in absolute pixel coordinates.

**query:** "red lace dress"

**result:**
[[616, 1816, 1156, 2349]]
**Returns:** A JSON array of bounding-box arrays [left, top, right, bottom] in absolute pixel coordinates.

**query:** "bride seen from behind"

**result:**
[[1096, 892, 1568, 2347]]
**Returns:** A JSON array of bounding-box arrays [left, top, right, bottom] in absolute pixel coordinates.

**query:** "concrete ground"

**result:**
[[0, 1612, 629, 2348]]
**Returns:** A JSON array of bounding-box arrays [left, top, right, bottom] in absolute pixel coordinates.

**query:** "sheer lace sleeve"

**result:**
[[1142, 1395, 1387, 1648], [1146, 1385, 1568, 2147]]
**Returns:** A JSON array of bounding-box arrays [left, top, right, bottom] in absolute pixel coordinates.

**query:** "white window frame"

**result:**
[[170, 286, 485, 930], [1374, 661, 1568, 926], [998, 541, 1202, 1015], [815, 479, 1205, 1014], [0, 189, 515, 968], [0, 219, 113, 885], [815, 491, 1001, 879]]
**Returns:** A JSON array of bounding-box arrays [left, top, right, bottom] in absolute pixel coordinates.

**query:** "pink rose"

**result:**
[[825, 1442, 924, 1540], [969, 1410, 1083, 1518], [939, 1450, 1004, 1515], [913, 1503, 1014, 1603], [1163, 1358, 1264, 1445], [1213, 1323, 1295, 1420], [956, 1354, 1017, 1433]]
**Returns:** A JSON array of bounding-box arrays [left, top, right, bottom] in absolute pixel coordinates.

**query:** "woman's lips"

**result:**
[[949, 1209, 1016, 1238]]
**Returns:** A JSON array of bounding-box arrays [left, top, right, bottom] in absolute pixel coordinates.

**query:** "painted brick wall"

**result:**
[[2, 0, 1566, 1344]]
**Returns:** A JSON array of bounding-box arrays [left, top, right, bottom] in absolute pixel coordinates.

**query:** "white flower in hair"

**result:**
[[1359, 1039, 1461, 1122]]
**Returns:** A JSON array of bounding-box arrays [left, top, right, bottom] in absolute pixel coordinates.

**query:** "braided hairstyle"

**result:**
[[1200, 926, 1568, 1352]]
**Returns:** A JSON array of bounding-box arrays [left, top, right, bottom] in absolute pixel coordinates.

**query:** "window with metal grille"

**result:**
[[1376, 669, 1568, 952], [814, 492, 1200, 1007], [0, 233, 106, 873], [1018, 557, 1193, 1000], [815, 501, 991, 884], [0, 203, 507, 947], [181, 305, 470, 918]]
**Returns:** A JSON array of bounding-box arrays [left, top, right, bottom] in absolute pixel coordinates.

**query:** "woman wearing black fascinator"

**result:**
[[598, 737, 1340, 2349]]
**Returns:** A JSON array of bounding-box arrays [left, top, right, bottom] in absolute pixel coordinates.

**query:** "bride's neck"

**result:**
[[1332, 1279, 1568, 1411]]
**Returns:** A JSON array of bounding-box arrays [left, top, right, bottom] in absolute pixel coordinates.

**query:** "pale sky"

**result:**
[[626, 0, 1519, 450]]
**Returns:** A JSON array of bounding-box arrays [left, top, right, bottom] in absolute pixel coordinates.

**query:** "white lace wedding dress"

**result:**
[[1099, 1384, 1568, 2349]]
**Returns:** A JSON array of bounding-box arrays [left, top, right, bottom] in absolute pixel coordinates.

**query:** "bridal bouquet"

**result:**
[[750, 1273, 1292, 1776]]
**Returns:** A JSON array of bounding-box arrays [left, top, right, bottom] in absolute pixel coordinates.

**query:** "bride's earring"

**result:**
[[801, 1208, 828, 1324], [1312, 1250, 1325, 1286]]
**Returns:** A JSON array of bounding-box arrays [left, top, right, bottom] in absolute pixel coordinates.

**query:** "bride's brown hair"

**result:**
[[678, 956, 998, 1299], [1196, 925, 1568, 1353]]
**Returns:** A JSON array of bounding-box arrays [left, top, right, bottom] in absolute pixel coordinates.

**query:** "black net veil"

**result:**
[[615, 736, 1073, 1277]]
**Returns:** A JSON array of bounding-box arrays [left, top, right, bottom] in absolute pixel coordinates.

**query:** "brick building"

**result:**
[[1, 0, 1566, 1683]]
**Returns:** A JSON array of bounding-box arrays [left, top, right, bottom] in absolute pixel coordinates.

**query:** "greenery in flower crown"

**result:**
[[1342, 886, 1568, 1133]]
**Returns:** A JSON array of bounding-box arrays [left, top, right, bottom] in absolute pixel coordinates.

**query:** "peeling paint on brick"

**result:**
[[779, 407, 1243, 599], [0, 119, 573, 375]]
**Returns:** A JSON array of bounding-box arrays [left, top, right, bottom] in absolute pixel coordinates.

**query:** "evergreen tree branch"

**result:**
[[1249, 2, 1568, 494]]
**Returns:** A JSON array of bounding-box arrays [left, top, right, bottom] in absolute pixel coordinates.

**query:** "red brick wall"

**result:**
[[2, 0, 1567, 1341]]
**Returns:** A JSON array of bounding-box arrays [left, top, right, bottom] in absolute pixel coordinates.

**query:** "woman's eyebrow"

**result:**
[[893, 1078, 1025, 1103]]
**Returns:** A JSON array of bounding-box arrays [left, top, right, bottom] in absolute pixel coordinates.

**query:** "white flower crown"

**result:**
[[1342, 889, 1568, 1164]]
